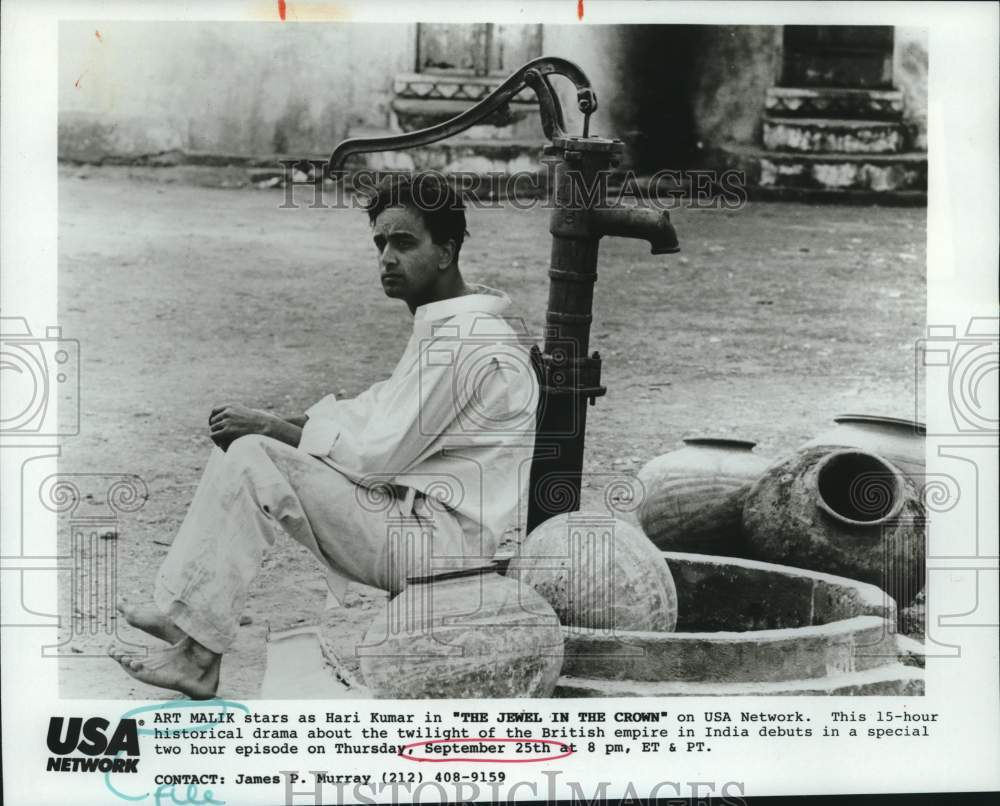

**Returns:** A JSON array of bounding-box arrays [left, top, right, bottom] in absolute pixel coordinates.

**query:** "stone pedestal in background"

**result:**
[[710, 26, 928, 202], [744, 84, 927, 196]]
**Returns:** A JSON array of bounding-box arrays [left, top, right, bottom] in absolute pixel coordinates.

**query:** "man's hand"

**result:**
[[208, 404, 278, 450]]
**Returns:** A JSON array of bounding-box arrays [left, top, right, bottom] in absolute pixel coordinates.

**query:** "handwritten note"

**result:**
[[104, 698, 250, 805]]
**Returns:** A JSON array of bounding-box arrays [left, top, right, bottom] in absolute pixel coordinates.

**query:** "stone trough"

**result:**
[[556, 552, 923, 697]]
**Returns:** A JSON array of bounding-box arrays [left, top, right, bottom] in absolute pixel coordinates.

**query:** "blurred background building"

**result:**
[[59, 23, 927, 201]]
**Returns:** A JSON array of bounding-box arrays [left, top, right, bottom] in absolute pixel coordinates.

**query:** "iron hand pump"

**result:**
[[324, 56, 680, 533]]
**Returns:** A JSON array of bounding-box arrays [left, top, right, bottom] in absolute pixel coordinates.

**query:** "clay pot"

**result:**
[[637, 438, 770, 555], [507, 512, 678, 632], [359, 565, 564, 699], [742, 447, 925, 607], [800, 414, 925, 487]]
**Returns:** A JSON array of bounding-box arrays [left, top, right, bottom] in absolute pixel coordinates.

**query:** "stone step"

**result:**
[[560, 553, 904, 684], [360, 138, 544, 175], [763, 117, 905, 155], [555, 663, 924, 697], [561, 616, 903, 683], [715, 143, 926, 194], [393, 72, 537, 105], [766, 86, 904, 121], [347, 125, 545, 175], [340, 126, 545, 175], [745, 186, 927, 206], [391, 72, 539, 135], [391, 98, 540, 134]]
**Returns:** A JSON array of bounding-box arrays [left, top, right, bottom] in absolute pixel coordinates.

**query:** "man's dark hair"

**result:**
[[365, 171, 469, 258]]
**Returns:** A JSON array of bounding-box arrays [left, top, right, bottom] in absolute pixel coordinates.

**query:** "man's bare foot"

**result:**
[[116, 596, 186, 644], [108, 638, 221, 700]]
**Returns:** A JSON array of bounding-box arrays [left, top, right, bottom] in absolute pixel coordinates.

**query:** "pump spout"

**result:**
[[591, 206, 680, 254]]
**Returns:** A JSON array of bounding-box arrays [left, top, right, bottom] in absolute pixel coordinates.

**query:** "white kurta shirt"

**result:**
[[298, 285, 539, 554]]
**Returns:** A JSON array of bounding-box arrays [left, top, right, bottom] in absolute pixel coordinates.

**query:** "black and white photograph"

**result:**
[[52, 15, 933, 702], [2, 1, 998, 803]]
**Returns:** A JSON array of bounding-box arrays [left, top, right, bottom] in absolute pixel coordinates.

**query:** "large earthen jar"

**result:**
[[637, 438, 770, 555], [507, 512, 678, 632], [359, 566, 564, 699], [799, 414, 925, 487], [742, 447, 925, 607]]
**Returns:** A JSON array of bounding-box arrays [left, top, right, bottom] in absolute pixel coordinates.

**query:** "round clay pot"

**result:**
[[637, 438, 770, 555], [742, 447, 925, 607], [359, 565, 564, 699], [800, 414, 926, 487], [507, 512, 678, 632]]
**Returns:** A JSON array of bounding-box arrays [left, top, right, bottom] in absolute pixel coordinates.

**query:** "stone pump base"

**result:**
[[556, 552, 922, 697]]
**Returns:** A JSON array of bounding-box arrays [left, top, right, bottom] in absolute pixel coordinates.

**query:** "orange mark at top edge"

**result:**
[[278, 0, 287, 20], [577, 0, 584, 20]]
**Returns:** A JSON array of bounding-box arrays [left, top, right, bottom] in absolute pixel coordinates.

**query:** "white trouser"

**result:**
[[154, 435, 476, 653]]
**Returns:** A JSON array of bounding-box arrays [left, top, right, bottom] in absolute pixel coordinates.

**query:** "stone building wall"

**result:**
[[540, 25, 634, 146], [58, 21, 671, 170], [690, 26, 784, 150], [688, 25, 928, 153], [59, 22, 415, 161], [58, 22, 927, 171], [543, 24, 701, 170], [893, 28, 929, 151]]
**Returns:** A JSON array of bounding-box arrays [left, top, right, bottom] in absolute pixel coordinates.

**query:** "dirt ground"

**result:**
[[56, 166, 926, 699]]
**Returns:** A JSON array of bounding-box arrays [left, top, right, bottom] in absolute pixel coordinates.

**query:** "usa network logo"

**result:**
[[46, 716, 140, 773]]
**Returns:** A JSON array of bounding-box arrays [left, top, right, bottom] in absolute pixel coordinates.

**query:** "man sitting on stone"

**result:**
[[109, 172, 539, 699]]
